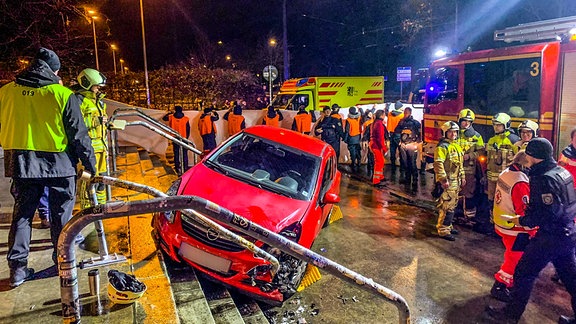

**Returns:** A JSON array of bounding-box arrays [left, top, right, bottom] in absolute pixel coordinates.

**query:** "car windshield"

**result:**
[[206, 133, 321, 201]]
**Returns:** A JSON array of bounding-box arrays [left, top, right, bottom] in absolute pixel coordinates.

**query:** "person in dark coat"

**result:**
[[315, 106, 343, 159], [344, 107, 362, 172]]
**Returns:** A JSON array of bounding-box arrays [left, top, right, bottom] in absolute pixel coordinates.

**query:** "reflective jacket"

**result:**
[[493, 164, 534, 235], [456, 126, 485, 175], [292, 111, 314, 134], [387, 110, 404, 134], [262, 109, 284, 127], [76, 89, 108, 153], [520, 160, 576, 237], [198, 112, 219, 135], [486, 130, 520, 182], [434, 138, 465, 185], [345, 117, 361, 144], [0, 60, 96, 178]]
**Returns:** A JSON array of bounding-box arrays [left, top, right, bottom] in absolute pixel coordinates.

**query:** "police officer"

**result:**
[[481, 113, 520, 234], [198, 106, 219, 153], [344, 107, 362, 173], [434, 121, 465, 241], [515, 120, 539, 150], [455, 108, 485, 224], [395, 107, 422, 186], [485, 138, 576, 324], [315, 106, 344, 160], [0, 48, 96, 287], [74, 68, 109, 206]]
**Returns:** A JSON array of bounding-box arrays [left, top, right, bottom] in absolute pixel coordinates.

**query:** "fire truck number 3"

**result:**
[[530, 61, 540, 77]]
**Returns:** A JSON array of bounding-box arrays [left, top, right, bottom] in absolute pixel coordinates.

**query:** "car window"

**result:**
[[207, 133, 320, 201], [320, 157, 334, 196]]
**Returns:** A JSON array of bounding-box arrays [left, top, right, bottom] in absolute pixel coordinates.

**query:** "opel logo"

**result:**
[[206, 228, 219, 241]]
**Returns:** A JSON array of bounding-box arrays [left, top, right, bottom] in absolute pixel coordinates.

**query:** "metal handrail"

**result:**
[[58, 177, 411, 324]]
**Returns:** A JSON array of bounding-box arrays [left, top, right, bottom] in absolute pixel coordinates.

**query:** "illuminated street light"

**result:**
[[267, 38, 278, 102], [217, 40, 223, 45], [225, 55, 231, 61], [88, 10, 100, 70], [139, 0, 151, 107], [111, 44, 118, 75], [119, 59, 125, 75], [269, 38, 277, 47]]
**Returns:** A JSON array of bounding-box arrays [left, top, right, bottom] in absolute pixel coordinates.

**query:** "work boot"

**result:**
[[559, 315, 576, 324], [482, 305, 519, 324], [439, 234, 456, 241], [9, 261, 35, 288], [490, 281, 512, 302], [450, 228, 459, 235]]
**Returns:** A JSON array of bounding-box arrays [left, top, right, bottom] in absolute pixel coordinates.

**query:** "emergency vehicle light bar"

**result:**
[[296, 77, 315, 87], [494, 15, 576, 43]]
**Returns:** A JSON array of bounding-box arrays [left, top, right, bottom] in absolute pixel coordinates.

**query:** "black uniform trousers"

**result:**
[[348, 143, 361, 170], [390, 134, 403, 167], [201, 133, 217, 152], [8, 177, 76, 266], [505, 234, 576, 320], [327, 140, 340, 160]]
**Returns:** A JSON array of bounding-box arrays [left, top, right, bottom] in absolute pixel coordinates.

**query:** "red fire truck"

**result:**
[[423, 16, 576, 156]]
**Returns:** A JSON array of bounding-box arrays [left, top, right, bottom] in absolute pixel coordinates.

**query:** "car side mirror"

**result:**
[[322, 192, 340, 204]]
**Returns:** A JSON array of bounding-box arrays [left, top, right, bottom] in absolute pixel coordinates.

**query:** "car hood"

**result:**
[[179, 163, 312, 232]]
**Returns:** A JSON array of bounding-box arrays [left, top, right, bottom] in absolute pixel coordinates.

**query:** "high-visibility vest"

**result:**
[[264, 115, 280, 127], [169, 115, 189, 138], [387, 111, 404, 133], [78, 92, 108, 153], [198, 115, 216, 135], [294, 113, 312, 133], [0, 82, 71, 152], [493, 167, 531, 235], [227, 114, 244, 135], [347, 118, 361, 137]]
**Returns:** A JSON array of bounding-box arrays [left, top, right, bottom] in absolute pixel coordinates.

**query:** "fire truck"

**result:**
[[271, 76, 384, 111], [423, 16, 576, 156]]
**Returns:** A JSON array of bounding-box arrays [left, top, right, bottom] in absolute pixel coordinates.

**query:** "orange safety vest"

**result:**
[[347, 118, 361, 137], [387, 111, 404, 133], [294, 113, 312, 133], [227, 114, 245, 135], [363, 119, 374, 134], [264, 115, 280, 127], [169, 115, 189, 137], [198, 115, 216, 135]]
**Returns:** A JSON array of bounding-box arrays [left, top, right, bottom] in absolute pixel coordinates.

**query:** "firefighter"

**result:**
[[455, 108, 485, 224], [291, 105, 316, 135], [0, 48, 96, 287], [387, 101, 404, 169], [163, 105, 190, 174], [344, 107, 362, 172], [481, 113, 520, 234], [74, 68, 110, 207], [362, 111, 375, 179], [198, 106, 219, 153], [395, 107, 422, 186], [491, 151, 535, 302], [434, 121, 465, 241], [223, 102, 245, 137], [315, 106, 344, 160], [515, 120, 539, 150], [370, 110, 388, 187], [484, 138, 576, 324], [262, 106, 284, 127]]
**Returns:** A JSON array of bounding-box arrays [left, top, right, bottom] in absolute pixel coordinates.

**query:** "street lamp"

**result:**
[[110, 44, 118, 75], [88, 10, 99, 70], [139, 0, 151, 107], [119, 59, 125, 75], [268, 38, 277, 103]]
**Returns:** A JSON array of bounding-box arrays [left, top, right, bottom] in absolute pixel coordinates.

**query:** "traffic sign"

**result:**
[[397, 66, 412, 82], [263, 65, 278, 81]]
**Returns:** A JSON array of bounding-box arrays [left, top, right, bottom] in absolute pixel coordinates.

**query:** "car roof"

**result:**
[[244, 125, 329, 157]]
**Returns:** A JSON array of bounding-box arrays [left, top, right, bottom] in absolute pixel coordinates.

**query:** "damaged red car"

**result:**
[[154, 125, 341, 303]]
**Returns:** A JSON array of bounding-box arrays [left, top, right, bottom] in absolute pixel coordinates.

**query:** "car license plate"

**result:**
[[179, 242, 232, 274]]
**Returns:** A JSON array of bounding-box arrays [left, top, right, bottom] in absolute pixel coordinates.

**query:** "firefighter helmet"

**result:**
[[492, 113, 511, 128], [518, 120, 539, 137], [458, 108, 476, 123], [440, 121, 459, 137], [77, 68, 106, 91]]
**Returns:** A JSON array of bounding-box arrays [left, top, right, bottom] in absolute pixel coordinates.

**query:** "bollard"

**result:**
[[88, 269, 100, 296]]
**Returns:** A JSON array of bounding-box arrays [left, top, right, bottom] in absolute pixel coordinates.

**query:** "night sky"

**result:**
[[100, 0, 576, 78]]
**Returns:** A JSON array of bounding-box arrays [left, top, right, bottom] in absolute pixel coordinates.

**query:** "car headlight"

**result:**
[[163, 178, 182, 223]]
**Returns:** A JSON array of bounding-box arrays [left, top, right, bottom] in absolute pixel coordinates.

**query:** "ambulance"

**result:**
[[271, 76, 384, 111]]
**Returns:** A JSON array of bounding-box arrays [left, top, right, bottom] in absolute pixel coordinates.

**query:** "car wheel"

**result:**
[[274, 253, 308, 301]]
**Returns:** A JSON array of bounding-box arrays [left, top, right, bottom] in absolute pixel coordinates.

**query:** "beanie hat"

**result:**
[[204, 107, 213, 114], [349, 107, 357, 115], [525, 137, 553, 160], [174, 105, 183, 113], [35, 47, 61, 72]]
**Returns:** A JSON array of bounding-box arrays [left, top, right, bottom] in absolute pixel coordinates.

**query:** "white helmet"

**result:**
[[518, 120, 539, 137], [77, 68, 106, 90], [440, 121, 459, 137], [492, 113, 511, 129]]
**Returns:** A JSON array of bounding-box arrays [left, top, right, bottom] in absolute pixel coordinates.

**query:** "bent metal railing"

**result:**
[[108, 107, 202, 174], [57, 177, 411, 324]]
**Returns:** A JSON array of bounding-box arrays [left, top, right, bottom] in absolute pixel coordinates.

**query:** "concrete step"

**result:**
[[198, 274, 246, 324], [231, 293, 270, 324]]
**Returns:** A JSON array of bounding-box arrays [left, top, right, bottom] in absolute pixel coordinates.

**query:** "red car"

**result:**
[[154, 125, 341, 303]]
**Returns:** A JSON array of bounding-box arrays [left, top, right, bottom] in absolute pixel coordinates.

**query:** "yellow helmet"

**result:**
[[458, 108, 475, 122], [492, 113, 511, 128], [518, 120, 539, 137], [440, 121, 459, 137]]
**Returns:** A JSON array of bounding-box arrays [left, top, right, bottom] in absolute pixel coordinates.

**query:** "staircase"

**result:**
[[114, 145, 270, 324]]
